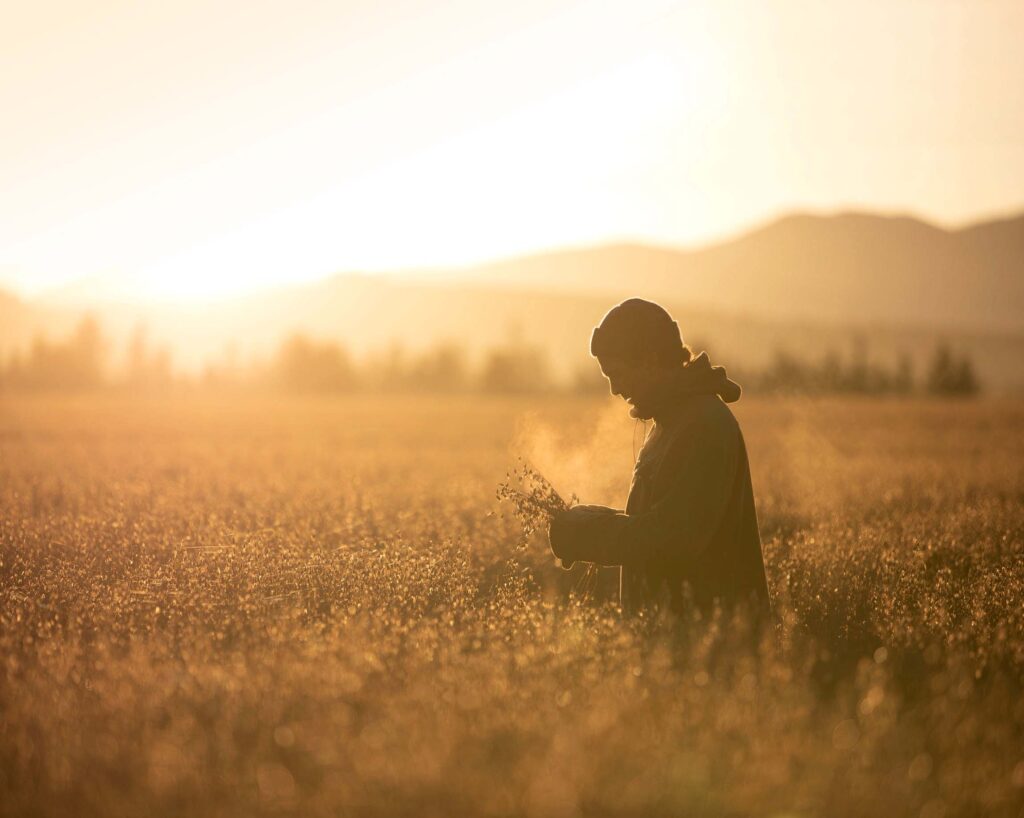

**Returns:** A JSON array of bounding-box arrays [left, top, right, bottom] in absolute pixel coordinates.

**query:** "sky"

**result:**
[[1, 0, 1022, 302]]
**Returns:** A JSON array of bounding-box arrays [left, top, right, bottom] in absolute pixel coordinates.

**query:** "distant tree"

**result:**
[[894, 353, 914, 393], [927, 343, 979, 396], [274, 334, 356, 392], [818, 350, 844, 392], [125, 324, 173, 392], [2, 315, 107, 390], [406, 343, 468, 392], [760, 349, 808, 394], [480, 343, 552, 393], [0, 350, 21, 392], [755, 342, 915, 396], [846, 335, 869, 393], [361, 343, 410, 392], [954, 358, 979, 395]]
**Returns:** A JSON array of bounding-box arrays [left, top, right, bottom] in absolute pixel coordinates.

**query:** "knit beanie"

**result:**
[[589, 298, 688, 365]]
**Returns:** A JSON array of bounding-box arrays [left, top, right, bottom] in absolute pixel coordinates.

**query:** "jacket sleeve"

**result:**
[[554, 412, 739, 568]]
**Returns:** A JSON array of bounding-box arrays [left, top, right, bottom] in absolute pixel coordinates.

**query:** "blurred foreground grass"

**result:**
[[1, 394, 1023, 817]]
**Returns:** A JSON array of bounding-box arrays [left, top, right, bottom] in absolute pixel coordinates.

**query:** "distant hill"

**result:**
[[2, 208, 1023, 392], [437, 210, 1024, 333]]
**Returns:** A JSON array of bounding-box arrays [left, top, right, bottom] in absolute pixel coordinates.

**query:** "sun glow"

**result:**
[[5, 0, 723, 304], [2, 0, 1022, 303], [135, 52, 705, 302]]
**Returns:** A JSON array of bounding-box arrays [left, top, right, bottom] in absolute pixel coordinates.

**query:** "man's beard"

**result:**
[[626, 375, 680, 420], [627, 400, 655, 420]]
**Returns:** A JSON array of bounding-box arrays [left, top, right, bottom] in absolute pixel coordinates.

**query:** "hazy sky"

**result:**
[[2, 0, 1022, 300]]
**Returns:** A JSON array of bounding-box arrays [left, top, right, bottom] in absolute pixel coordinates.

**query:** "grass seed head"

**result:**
[[496, 459, 577, 547]]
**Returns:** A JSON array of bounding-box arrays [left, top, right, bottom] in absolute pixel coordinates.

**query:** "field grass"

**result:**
[[1, 393, 1023, 817]]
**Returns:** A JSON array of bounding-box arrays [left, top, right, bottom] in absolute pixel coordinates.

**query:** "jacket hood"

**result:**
[[630, 351, 742, 420], [677, 351, 742, 403]]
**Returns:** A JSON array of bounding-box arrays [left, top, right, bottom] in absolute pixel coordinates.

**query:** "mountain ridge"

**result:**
[[2, 208, 1022, 391], [14, 208, 1023, 335], [428, 210, 1024, 332]]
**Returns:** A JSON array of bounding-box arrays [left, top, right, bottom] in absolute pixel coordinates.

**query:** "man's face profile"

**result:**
[[598, 354, 661, 418]]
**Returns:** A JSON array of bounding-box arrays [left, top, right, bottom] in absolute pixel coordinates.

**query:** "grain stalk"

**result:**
[[496, 460, 600, 586]]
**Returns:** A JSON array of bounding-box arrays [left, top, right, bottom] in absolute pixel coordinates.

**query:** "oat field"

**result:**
[[1, 394, 1023, 818]]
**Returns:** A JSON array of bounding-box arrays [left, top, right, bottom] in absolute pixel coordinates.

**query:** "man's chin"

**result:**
[[627, 403, 654, 420]]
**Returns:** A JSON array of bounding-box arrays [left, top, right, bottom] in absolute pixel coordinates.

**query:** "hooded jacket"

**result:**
[[549, 353, 770, 616]]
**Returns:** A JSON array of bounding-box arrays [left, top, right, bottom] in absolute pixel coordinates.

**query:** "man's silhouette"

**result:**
[[548, 298, 770, 616]]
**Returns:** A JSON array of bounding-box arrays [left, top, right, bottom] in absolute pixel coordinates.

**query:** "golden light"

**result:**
[[1, 0, 1021, 303], [136, 50, 710, 302]]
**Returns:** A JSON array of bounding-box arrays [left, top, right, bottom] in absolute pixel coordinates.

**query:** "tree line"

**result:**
[[748, 337, 979, 396], [0, 316, 981, 396]]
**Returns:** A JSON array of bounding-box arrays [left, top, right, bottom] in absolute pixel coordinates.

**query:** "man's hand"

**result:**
[[548, 504, 619, 570]]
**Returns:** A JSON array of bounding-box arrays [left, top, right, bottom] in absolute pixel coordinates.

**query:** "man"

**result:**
[[548, 298, 770, 618]]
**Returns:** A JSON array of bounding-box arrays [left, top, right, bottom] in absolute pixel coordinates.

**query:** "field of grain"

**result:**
[[1, 394, 1023, 818]]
